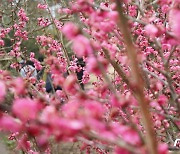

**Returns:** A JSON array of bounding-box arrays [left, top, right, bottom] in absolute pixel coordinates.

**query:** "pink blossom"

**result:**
[[12, 98, 39, 121], [84, 101, 104, 119], [0, 115, 21, 132], [17, 8, 29, 22], [122, 128, 141, 145], [12, 77, 26, 95], [114, 146, 130, 154], [37, 4, 48, 10], [161, 5, 169, 13], [111, 95, 122, 108], [0, 39, 4, 46], [111, 123, 141, 145], [129, 5, 137, 17], [54, 19, 63, 30], [85, 118, 106, 133], [163, 120, 170, 128], [37, 17, 51, 27], [62, 22, 79, 40], [158, 143, 168, 154], [86, 56, 99, 74], [14, 30, 28, 40], [39, 106, 59, 125], [155, 120, 162, 128], [30, 52, 35, 58], [169, 8, 180, 39], [82, 71, 90, 84], [157, 95, 167, 106], [17, 135, 31, 151], [57, 119, 84, 137], [144, 24, 158, 38], [158, 0, 171, 5], [86, 56, 108, 75], [63, 75, 77, 95], [26, 122, 41, 136], [29, 150, 39, 154], [72, 35, 93, 57], [100, 21, 115, 33], [36, 135, 49, 149], [30, 56, 42, 71], [62, 100, 80, 118], [58, 8, 72, 14], [106, 11, 119, 22], [0, 81, 6, 102]]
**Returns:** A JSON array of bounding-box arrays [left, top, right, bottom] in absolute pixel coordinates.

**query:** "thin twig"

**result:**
[[142, 67, 168, 86], [103, 48, 130, 88], [84, 131, 139, 154]]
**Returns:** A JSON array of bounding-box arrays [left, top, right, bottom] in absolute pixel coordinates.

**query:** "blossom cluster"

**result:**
[[0, 0, 179, 154]]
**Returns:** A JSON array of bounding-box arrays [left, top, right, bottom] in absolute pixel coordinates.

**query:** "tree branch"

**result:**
[[115, 1, 158, 154]]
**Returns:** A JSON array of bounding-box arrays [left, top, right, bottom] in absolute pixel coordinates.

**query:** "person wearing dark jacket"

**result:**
[[76, 58, 85, 90], [37, 57, 85, 93], [37, 57, 62, 93]]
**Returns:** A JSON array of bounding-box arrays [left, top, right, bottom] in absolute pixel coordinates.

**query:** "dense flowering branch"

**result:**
[[0, 0, 179, 153]]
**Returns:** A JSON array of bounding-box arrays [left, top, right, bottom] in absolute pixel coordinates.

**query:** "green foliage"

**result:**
[[21, 39, 39, 57], [1, 135, 16, 151]]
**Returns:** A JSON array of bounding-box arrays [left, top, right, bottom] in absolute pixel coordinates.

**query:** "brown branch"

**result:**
[[84, 131, 139, 154], [165, 46, 177, 67], [145, 61, 167, 77], [115, 1, 158, 154], [141, 67, 168, 86], [103, 48, 131, 87]]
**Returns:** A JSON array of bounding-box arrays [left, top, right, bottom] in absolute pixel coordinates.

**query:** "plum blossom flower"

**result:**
[[111, 123, 141, 145], [169, 8, 180, 39], [39, 106, 59, 125], [13, 98, 39, 121], [84, 101, 104, 119], [144, 24, 158, 38], [0, 115, 21, 132], [17, 135, 31, 151], [62, 100, 80, 118], [158, 143, 168, 154], [57, 119, 84, 137], [106, 11, 119, 22], [114, 146, 130, 154], [58, 8, 72, 14], [12, 77, 26, 95], [37, 3, 48, 10], [17, 8, 29, 22], [62, 22, 79, 40], [62, 22, 93, 57], [72, 35, 93, 57], [157, 95, 168, 106], [86, 56, 108, 75], [37, 17, 51, 27], [0, 81, 6, 102], [0, 39, 5, 46], [63, 75, 77, 95]]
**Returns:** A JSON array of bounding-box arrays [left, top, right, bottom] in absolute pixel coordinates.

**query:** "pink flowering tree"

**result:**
[[0, 0, 180, 154]]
